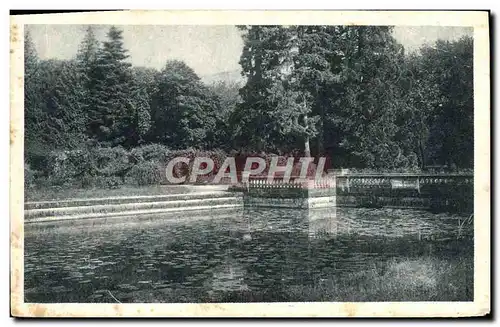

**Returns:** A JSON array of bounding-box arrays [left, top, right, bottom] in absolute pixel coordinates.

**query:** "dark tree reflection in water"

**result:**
[[24, 207, 473, 303]]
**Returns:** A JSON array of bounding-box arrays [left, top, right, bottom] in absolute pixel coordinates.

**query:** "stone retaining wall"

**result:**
[[240, 173, 473, 212], [335, 174, 473, 212]]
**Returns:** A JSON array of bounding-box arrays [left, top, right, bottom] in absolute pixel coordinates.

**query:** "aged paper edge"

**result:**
[[9, 10, 490, 318]]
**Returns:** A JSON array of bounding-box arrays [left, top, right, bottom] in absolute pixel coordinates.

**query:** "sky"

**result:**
[[26, 25, 473, 79]]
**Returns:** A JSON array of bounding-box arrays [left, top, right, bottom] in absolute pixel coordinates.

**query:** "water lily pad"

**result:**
[[89, 294, 103, 300], [117, 284, 139, 291], [51, 286, 68, 293]]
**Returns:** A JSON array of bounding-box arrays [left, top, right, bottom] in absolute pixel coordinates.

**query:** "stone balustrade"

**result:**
[[334, 173, 473, 194], [243, 173, 472, 191], [239, 172, 473, 213], [247, 176, 335, 189], [332, 173, 473, 212]]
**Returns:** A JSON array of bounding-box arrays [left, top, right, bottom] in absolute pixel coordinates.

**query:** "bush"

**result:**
[[161, 148, 228, 184], [92, 146, 131, 177], [125, 161, 164, 186], [26, 145, 234, 188], [129, 144, 170, 163], [24, 163, 36, 189], [25, 141, 55, 177], [47, 148, 97, 186], [43, 146, 132, 187]]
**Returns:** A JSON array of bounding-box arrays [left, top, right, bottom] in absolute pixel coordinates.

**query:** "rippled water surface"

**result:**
[[24, 207, 473, 303]]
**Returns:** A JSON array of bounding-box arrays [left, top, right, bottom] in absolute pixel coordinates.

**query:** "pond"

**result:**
[[24, 207, 474, 303]]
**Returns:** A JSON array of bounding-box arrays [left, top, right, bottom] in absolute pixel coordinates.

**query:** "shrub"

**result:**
[[129, 144, 170, 163], [25, 141, 55, 177], [43, 146, 132, 187], [92, 146, 131, 177], [27, 145, 235, 188], [160, 148, 228, 184], [24, 163, 36, 189], [47, 148, 97, 186], [125, 161, 164, 186], [189, 149, 228, 183]]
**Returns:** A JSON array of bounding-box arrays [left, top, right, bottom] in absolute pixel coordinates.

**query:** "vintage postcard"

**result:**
[[10, 10, 490, 317]]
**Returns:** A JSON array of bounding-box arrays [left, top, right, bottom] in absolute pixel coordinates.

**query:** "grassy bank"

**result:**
[[203, 257, 473, 303], [281, 256, 473, 302], [108, 256, 473, 303]]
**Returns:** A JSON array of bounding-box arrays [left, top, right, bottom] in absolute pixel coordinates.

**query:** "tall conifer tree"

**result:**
[[91, 26, 134, 146]]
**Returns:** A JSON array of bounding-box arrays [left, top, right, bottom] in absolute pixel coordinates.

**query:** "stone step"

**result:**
[[25, 204, 243, 224], [25, 196, 243, 219], [25, 191, 235, 210]]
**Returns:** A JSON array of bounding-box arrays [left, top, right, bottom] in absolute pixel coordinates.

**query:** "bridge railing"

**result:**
[[332, 173, 473, 194], [246, 176, 335, 189], [235, 173, 473, 193]]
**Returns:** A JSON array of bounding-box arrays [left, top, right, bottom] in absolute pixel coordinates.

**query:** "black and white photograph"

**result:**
[[10, 10, 490, 317]]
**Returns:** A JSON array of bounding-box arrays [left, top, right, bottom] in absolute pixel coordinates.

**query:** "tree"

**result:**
[[327, 26, 411, 168], [76, 26, 100, 79], [420, 37, 474, 168], [25, 59, 85, 149], [130, 67, 161, 143], [234, 25, 304, 154], [49, 60, 88, 148], [151, 60, 218, 149], [132, 67, 160, 100], [90, 26, 135, 146], [24, 30, 43, 149], [266, 81, 319, 157], [235, 26, 354, 160], [130, 75, 152, 144], [394, 36, 474, 169], [24, 30, 38, 71], [76, 26, 100, 139], [284, 25, 340, 157], [206, 80, 242, 149], [395, 52, 440, 169]]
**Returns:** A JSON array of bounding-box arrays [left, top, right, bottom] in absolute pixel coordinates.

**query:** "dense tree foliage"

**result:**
[[24, 30, 45, 154], [331, 26, 410, 168], [231, 26, 293, 152], [24, 25, 474, 175], [89, 27, 135, 146], [235, 26, 473, 169], [421, 37, 474, 168], [151, 60, 219, 149], [206, 80, 242, 149]]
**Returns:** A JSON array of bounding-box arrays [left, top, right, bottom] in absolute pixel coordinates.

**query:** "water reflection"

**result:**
[[24, 207, 473, 303]]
